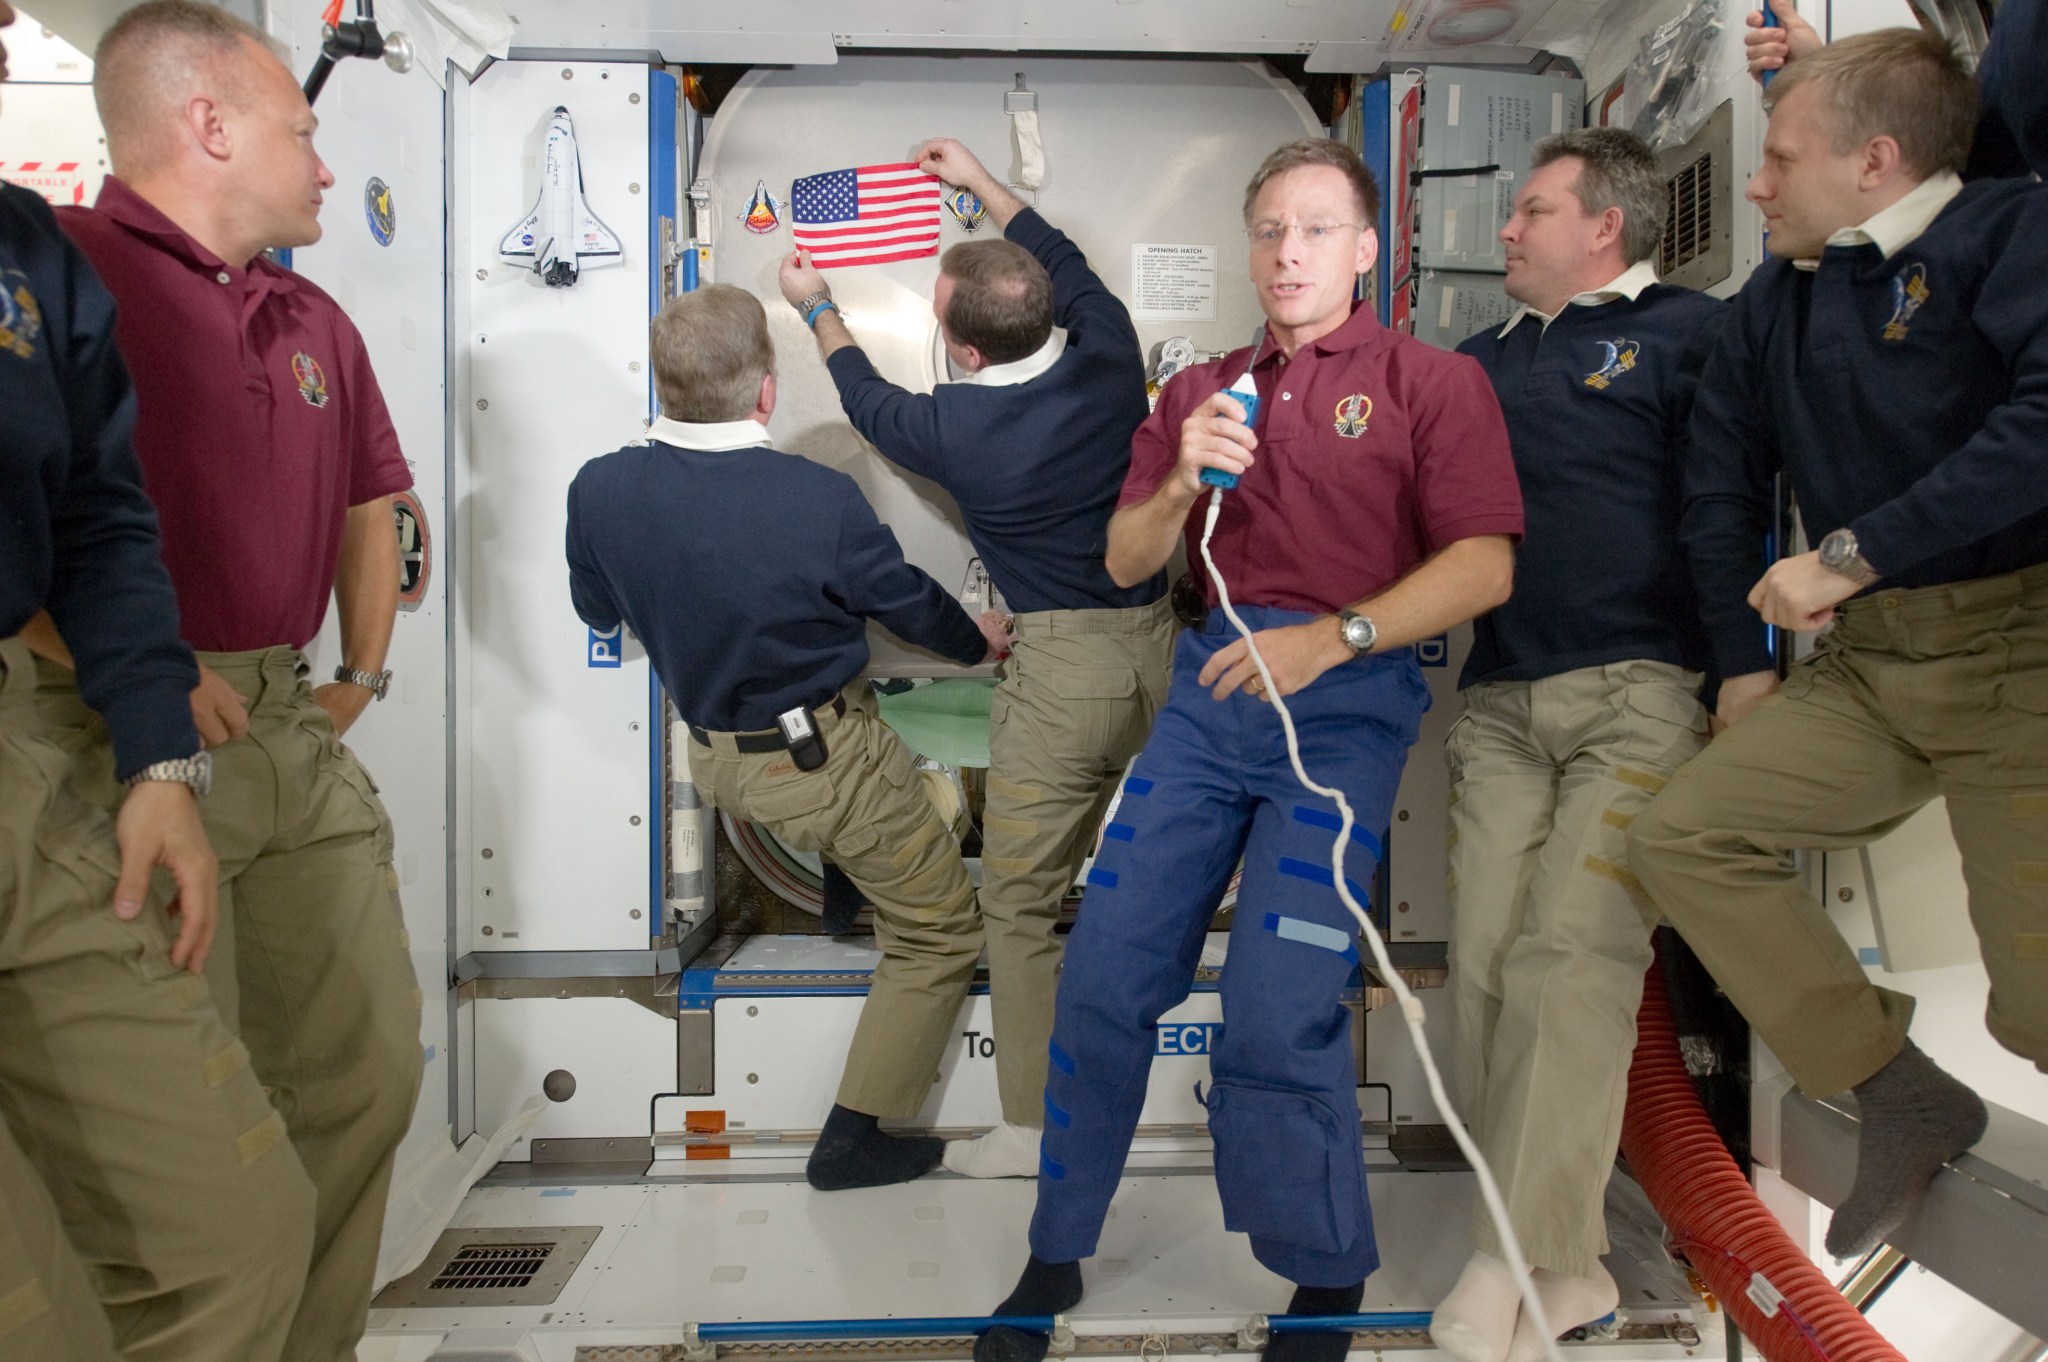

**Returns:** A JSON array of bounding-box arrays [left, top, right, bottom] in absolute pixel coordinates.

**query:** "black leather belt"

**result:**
[[688, 692, 846, 752]]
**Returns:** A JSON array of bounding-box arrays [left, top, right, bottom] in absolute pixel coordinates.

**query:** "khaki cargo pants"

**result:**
[[0, 1119, 117, 1362], [1631, 563, 2048, 1098], [688, 683, 982, 1120], [36, 646, 423, 1362], [981, 599, 1176, 1124], [0, 638, 314, 1361], [1445, 660, 1707, 1279]]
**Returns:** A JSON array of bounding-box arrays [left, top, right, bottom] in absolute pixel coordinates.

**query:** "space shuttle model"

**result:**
[[498, 106, 623, 287]]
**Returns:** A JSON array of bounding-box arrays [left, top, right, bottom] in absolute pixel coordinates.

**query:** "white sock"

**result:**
[[1429, 1250, 1524, 1362], [1504, 1265, 1619, 1362], [940, 1121, 1041, 1178]]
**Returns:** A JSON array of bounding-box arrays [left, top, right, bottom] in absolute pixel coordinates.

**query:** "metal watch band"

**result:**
[[125, 750, 213, 797], [793, 288, 831, 316], [1819, 529, 1880, 586], [335, 665, 393, 701]]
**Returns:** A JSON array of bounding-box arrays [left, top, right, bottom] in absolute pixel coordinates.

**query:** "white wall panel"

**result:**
[[455, 60, 657, 952], [0, 10, 103, 207], [474, 995, 677, 1159], [698, 989, 1226, 1134], [0, 84, 103, 206]]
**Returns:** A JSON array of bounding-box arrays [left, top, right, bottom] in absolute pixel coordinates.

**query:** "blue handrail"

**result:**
[[1265, 1312, 1436, 1333], [686, 1309, 1614, 1343], [691, 1316, 1055, 1341], [687, 1310, 1478, 1342]]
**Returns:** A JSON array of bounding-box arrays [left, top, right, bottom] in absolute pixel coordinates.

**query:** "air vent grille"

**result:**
[[429, 1241, 554, 1291], [371, 1223, 601, 1309], [1662, 151, 1713, 276]]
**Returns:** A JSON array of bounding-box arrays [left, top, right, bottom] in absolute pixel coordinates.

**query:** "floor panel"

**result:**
[[362, 1169, 1708, 1360]]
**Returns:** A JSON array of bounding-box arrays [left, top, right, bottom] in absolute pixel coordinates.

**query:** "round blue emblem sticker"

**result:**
[[365, 176, 396, 247]]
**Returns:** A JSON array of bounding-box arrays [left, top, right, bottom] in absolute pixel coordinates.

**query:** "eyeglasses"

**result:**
[[1247, 221, 1364, 251]]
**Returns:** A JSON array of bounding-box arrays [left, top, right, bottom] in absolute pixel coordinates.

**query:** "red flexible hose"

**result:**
[[1620, 964, 1906, 1362]]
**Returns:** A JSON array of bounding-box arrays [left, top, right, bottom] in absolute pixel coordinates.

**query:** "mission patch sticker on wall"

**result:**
[[365, 176, 396, 246]]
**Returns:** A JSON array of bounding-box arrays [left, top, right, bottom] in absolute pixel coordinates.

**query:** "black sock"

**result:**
[[975, 1256, 1083, 1362], [1261, 1281, 1365, 1362], [805, 1104, 943, 1191]]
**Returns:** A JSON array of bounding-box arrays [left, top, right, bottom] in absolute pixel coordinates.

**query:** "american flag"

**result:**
[[790, 163, 942, 269]]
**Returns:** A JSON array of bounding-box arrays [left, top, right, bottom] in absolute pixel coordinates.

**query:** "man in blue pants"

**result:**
[[977, 138, 1523, 1362]]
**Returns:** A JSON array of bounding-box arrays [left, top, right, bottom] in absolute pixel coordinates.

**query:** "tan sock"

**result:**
[[1504, 1265, 1618, 1362], [941, 1121, 1041, 1178], [1429, 1251, 1523, 1362]]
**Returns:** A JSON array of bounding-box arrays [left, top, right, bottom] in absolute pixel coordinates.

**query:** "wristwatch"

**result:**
[[334, 665, 393, 701], [793, 288, 832, 317], [126, 749, 213, 797], [1337, 610, 1378, 655], [1817, 528, 1881, 586]]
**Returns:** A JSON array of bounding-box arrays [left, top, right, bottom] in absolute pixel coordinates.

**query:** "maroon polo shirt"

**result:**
[[1121, 301, 1523, 616], [58, 178, 411, 652]]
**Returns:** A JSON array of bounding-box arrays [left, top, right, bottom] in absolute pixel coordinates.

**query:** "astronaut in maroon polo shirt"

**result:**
[[22, 5, 422, 1360], [978, 140, 1523, 1362]]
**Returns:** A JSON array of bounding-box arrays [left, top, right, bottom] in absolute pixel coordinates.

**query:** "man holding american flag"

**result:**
[[780, 137, 1175, 1182]]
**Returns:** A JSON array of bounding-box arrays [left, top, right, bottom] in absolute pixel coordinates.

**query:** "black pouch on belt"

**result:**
[[778, 704, 829, 772]]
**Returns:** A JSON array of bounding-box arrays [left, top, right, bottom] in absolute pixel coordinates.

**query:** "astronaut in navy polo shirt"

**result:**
[[1431, 127, 1731, 1362], [778, 136, 1175, 1181], [567, 284, 1009, 1193], [1632, 29, 2048, 1264]]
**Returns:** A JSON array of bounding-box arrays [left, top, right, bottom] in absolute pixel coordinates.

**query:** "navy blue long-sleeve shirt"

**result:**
[[1969, 0, 2047, 180], [565, 426, 986, 733], [1684, 176, 2048, 679], [1, 183, 198, 777], [1457, 281, 1728, 687], [823, 208, 1164, 614]]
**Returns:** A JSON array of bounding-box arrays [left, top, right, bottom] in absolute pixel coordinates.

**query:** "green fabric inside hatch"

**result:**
[[876, 679, 995, 769]]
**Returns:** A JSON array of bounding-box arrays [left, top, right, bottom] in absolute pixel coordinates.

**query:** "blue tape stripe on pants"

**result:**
[[1275, 856, 1373, 905], [1291, 804, 1384, 862]]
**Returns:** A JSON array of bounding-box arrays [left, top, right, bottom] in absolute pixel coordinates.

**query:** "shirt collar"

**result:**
[[1792, 170, 1964, 272], [965, 326, 1068, 387], [1250, 300, 1383, 377], [93, 175, 300, 297], [1497, 259, 1660, 337], [94, 177, 232, 271], [643, 416, 772, 452]]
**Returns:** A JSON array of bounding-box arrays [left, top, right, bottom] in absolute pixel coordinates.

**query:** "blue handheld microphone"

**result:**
[[1201, 323, 1269, 490]]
